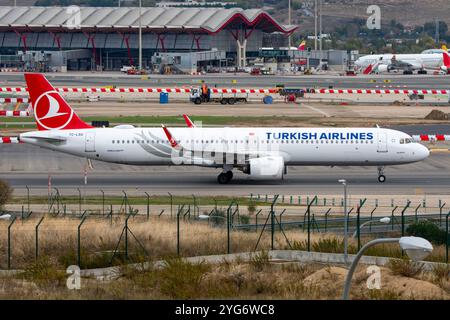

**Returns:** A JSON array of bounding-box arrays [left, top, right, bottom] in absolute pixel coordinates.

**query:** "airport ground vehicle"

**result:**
[[189, 87, 248, 105]]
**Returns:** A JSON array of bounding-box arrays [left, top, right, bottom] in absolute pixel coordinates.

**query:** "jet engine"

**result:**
[[242, 156, 284, 180], [377, 64, 388, 73]]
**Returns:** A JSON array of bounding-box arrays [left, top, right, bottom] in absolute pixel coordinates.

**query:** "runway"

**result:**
[[1, 72, 450, 89], [1, 144, 449, 197]]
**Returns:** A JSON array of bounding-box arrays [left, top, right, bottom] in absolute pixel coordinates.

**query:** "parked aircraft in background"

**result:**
[[355, 49, 450, 74]]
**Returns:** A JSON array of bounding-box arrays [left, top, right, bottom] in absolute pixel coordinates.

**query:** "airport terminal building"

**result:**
[[0, 6, 295, 71]]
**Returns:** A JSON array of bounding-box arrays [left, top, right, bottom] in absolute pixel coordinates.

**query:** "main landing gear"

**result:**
[[217, 171, 233, 184], [377, 166, 386, 183]]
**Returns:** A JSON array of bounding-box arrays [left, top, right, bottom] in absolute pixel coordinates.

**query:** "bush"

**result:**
[[0, 179, 12, 211], [387, 258, 424, 278], [210, 209, 226, 226], [239, 214, 250, 225], [247, 202, 257, 215], [406, 221, 446, 245]]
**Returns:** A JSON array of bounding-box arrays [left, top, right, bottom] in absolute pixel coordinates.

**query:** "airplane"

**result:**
[[355, 51, 450, 75], [19, 73, 430, 184], [421, 44, 449, 54]]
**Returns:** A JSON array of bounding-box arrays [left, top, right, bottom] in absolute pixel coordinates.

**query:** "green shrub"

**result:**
[[0, 179, 12, 211], [22, 256, 66, 285], [406, 221, 446, 245], [247, 202, 257, 215], [387, 258, 424, 278], [159, 258, 211, 299], [239, 214, 250, 225], [210, 208, 226, 226], [250, 250, 269, 272]]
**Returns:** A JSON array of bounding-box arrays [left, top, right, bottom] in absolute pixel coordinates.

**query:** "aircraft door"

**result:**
[[377, 132, 388, 152], [85, 132, 96, 152]]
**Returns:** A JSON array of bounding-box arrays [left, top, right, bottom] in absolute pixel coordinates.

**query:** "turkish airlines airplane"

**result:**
[[355, 51, 450, 74], [19, 74, 430, 184]]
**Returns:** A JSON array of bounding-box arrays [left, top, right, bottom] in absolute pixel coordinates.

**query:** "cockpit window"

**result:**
[[401, 138, 413, 144]]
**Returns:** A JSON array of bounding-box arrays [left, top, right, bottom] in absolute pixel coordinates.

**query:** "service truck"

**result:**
[[189, 87, 248, 105]]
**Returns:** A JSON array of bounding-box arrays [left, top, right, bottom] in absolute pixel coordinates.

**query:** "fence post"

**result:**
[[192, 194, 197, 217], [439, 203, 446, 227], [7, 217, 17, 269], [176, 204, 184, 256], [255, 209, 262, 232], [226, 200, 239, 254], [144, 192, 150, 220], [125, 215, 129, 260], [391, 206, 398, 231], [227, 205, 231, 254], [100, 189, 105, 216], [77, 188, 82, 215], [414, 204, 421, 223], [446, 211, 450, 263], [401, 201, 411, 237], [307, 196, 318, 252], [324, 208, 331, 232], [279, 209, 286, 226], [356, 199, 367, 251], [369, 207, 377, 232], [167, 192, 173, 218], [35, 216, 45, 261], [77, 216, 88, 267], [26, 185, 30, 214], [269, 195, 280, 250]]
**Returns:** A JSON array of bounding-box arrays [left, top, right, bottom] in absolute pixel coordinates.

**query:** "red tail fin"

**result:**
[[362, 64, 373, 74], [24, 73, 92, 131], [443, 52, 450, 67]]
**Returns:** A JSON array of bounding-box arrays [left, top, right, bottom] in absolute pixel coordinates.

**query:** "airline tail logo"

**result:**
[[298, 41, 306, 51], [25, 73, 91, 131], [35, 91, 73, 130]]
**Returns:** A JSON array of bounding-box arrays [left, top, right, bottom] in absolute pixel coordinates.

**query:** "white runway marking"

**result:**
[[301, 104, 331, 117]]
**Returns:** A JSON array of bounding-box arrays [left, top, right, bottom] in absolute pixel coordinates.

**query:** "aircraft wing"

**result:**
[[161, 125, 281, 167]]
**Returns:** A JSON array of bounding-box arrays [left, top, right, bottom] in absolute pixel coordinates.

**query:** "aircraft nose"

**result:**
[[415, 144, 430, 160]]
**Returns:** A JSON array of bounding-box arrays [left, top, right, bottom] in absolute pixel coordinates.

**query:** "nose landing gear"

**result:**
[[377, 166, 386, 183], [218, 171, 233, 184]]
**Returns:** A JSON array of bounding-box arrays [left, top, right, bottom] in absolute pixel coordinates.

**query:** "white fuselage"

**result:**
[[20, 127, 429, 167], [355, 53, 443, 70]]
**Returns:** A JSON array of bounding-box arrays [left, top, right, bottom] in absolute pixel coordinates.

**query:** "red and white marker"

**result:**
[[0, 110, 30, 117], [412, 134, 450, 141], [0, 136, 23, 144], [0, 98, 29, 103]]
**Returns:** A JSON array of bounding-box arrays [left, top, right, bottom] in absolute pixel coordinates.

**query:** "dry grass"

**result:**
[[0, 215, 330, 269]]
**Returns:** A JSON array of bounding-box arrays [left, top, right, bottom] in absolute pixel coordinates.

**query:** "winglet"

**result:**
[[161, 124, 179, 149], [182, 114, 196, 128]]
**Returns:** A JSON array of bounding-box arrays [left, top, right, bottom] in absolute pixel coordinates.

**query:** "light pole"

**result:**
[[339, 179, 348, 263], [138, 0, 142, 71], [351, 217, 390, 238], [288, 0, 291, 48], [342, 236, 433, 300], [314, 0, 318, 50]]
